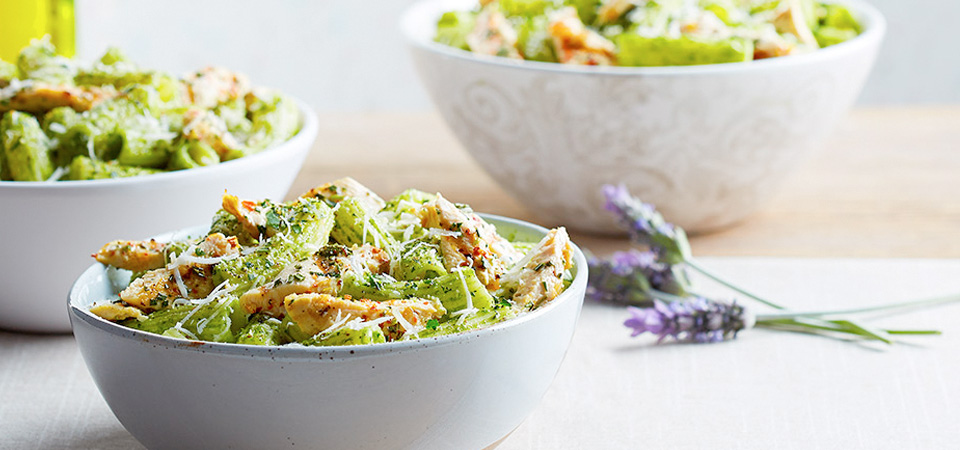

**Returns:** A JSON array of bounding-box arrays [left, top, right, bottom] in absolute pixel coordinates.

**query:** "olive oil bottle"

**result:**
[[0, 0, 75, 62]]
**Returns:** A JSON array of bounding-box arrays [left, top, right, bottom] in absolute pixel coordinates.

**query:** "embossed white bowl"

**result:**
[[401, 0, 884, 234], [68, 215, 587, 450], [0, 101, 318, 333]]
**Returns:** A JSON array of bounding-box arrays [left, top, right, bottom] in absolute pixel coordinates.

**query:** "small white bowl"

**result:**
[[0, 101, 318, 333], [69, 215, 587, 450], [401, 0, 885, 234]]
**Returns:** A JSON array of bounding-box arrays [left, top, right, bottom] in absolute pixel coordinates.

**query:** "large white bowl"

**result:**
[[401, 0, 885, 234], [69, 215, 587, 450], [0, 102, 318, 333]]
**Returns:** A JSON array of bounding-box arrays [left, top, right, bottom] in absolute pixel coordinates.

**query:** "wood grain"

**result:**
[[289, 107, 960, 258]]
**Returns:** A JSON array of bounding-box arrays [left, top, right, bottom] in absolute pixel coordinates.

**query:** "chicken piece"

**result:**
[[284, 293, 443, 338], [241, 243, 390, 317], [548, 7, 617, 65], [419, 194, 512, 291], [222, 194, 269, 239], [94, 239, 167, 272], [0, 82, 118, 114], [314, 244, 390, 275], [239, 259, 341, 316], [338, 244, 392, 275], [473, 215, 522, 266], [506, 228, 573, 308], [300, 177, 385, 214], [597, 0, 637, 25], [182, 108, 241, 159], [90, 301, 144, 321], [466, 6, 523, 59], [773, 0, 819, 49], [182, 66, 251, 109], [192, 232, 241, 258], [119, 269, 195, 311], [119, 233, 240, 311], [753, 30, 796, 59]]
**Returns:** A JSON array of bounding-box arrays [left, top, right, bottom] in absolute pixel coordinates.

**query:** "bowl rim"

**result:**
[[400, 0, 886, 76], [0, 98, 319, 190], [68, 213, 589, 360]]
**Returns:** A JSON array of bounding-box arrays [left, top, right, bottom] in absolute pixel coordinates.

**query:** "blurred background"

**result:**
[[59, 0, 960, 112]]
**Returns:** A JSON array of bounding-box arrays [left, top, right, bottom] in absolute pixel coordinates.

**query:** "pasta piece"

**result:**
[[330, 197, 399, 254], [340, 267, 492, 314], [392, 240, 447, 281], [0, 111, 54, 181]]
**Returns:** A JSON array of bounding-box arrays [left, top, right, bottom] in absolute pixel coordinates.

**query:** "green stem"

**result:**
[[885, 330, 942, 335], [757, 318, 940, 339], [683, 258, 785, 310], [755, 294, 960, 321], [683, 257, 906, 343]]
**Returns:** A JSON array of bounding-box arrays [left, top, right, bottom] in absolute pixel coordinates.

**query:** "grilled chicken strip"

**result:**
[[221, 194, 269, 239], [239, 244, 390, 317], [284, 293, 443, 338], [548, 7, 617, 65], [505, 228, 572, 308], [182, 108, 242, 159], [239, 259, 340, 317], [89, 301, 144, 321], [466, 5, 523, 59], [0, 83, 118, 114], [300, 177, 386, 215], [419, 194, 518, 291], [182, 66, 250, 109], [94, 239, 167, 272], [118, 233, 240, 311]]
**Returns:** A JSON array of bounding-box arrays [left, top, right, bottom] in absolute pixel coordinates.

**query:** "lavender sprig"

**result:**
[[599, 184, 955, 345], [603, 184, 691, 264], [623, 290, 951, 345], [625, 298, 752, 343], [587, 249, 689, 305]]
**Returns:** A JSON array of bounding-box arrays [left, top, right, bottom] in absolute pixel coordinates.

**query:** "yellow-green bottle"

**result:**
[[0, 0, 75, 62]]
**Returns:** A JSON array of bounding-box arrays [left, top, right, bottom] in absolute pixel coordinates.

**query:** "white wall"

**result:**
[[76, 0, 960, 112]]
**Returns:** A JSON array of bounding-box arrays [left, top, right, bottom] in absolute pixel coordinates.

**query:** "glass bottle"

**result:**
[[0, 0, 75, 62]]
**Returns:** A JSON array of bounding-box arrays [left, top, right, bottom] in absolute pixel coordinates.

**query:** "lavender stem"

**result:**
[[683, 258, 785, 310]]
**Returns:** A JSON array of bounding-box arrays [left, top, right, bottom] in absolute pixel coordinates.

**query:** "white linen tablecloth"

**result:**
[[2, 258, 958, 450]]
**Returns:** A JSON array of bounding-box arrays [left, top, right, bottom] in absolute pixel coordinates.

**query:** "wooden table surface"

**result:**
[[288, 107, 960, 259]]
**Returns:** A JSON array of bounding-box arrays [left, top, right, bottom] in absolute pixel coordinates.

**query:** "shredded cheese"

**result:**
[[45, 166, 67, 182], [449, 268, 478, 321], [389, 304, 421, 339], [172, 267, 190, 299]]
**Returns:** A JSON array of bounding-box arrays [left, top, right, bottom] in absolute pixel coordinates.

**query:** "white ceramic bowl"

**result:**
[[401, 0, 885, 234], [0, 102, 318, 333], [69, 215, 586, 450]]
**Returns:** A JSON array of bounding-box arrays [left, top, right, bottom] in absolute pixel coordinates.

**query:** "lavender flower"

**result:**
[[599, 184, 951, 345], [624, 298, 752, 343], [587, 250, 689, 305], [603, 184, 691, 264]]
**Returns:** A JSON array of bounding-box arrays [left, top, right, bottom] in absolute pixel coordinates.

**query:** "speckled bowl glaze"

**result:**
[[0, 102, 317, 333], [402, 0, 885, 234], [68, 215, 587, 450]]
